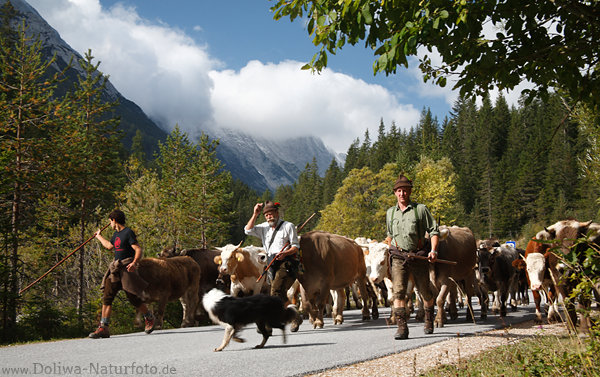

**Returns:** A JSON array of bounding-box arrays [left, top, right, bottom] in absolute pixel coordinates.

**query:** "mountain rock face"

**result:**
[[211, 128, 341, 191], [10, 0, 343, 193], [6, 0, 167, 158]]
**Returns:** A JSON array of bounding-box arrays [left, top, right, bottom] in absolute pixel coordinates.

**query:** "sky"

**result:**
[[26, 0, 527, 154]]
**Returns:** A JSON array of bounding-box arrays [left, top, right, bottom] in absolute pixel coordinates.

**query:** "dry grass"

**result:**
[[306, 320, 569, 377]]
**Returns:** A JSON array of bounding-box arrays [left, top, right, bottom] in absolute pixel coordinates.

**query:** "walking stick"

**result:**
[[19, 223, 110, 295], [408, 254, 457, 265], [256, 212, 316, 282]]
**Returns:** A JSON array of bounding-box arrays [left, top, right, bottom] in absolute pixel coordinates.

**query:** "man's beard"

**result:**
[[268, 218, 279, 227]]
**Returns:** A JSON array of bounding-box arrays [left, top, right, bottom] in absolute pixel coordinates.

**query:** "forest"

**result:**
[[1, 2, 599, 343]]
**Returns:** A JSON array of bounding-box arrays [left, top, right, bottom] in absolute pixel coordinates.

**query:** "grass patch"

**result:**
[[421, 332, 600, 377]]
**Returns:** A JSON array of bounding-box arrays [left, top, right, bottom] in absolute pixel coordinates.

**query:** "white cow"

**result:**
[[355, 239, 394, 308]]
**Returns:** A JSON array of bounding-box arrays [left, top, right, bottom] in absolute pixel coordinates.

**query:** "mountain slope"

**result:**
[[9, 0, 343, 192]]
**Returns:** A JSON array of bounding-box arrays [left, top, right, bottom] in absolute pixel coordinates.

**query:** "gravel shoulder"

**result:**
[[307, 320, 569, 377]]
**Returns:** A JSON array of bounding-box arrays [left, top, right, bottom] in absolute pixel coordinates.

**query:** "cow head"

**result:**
[[364, 242, 389, 283], [523, 252, 546, 291], [158, 246, 180, 258], [214, 244, 245, 275], [538, 219, 600, 254], [476, 242, 501, 283]]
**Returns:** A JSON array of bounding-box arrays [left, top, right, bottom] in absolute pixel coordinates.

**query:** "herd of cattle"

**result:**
[[131, 219, 600, 334]]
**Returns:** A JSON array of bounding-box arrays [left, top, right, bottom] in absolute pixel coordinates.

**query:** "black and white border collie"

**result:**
[[202, 288, 299, 351]]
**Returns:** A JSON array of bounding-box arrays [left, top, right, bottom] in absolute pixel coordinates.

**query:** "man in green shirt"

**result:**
[[385, 174, 439, 340]]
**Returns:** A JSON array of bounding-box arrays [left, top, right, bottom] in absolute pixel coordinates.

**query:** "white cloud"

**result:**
[[29, 0, 217, 133], [29, 0, 421, 153], [209, 60, 420, 152]]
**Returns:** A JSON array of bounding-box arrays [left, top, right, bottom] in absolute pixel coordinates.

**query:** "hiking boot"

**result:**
[[89, 325, 110, 339], [394, 308, 408, 340], [144, 316, 155, 334], [424, 306, 435, 334]]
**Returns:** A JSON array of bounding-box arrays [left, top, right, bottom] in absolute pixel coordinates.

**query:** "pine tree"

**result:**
[[288, 158, 322, 230], [188, 133, 233, 248], [343, 138, 360, 176], [52, 50, 122, 316], [154, 125, 198, 249], [321, 158, 342, 207], [0, 19, 63, 336], [370, 119, 389, 172]]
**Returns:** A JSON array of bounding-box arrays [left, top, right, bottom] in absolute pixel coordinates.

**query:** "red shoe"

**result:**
[[88, 326, 110, 339], [144, 316, 155, 334]]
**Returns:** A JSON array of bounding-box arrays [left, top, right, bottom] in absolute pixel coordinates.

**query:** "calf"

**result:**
[[137, 256, 200, 328], [512, 239, 560, 323], [159, 247, 231, 322], [477, 241, 519, 317]]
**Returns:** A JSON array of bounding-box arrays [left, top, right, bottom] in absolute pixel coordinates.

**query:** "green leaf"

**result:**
[[361, 3, 373, 25]]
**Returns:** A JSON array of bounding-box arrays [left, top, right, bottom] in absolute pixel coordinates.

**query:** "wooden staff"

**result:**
[[408, 254, 457, 265], [19, 223, 110, 295], [256, 212, 316, 282]]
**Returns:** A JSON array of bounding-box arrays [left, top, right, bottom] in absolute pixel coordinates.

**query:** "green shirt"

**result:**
[[386, 202, 439, 251]]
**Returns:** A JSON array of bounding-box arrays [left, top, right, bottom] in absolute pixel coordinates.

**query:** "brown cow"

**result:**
[[430, 225, 478, 327], [512, 239, 560, 323], [298, 231, 374, 328], [159, 247, 231, 322], [136, 256, 200, 329]]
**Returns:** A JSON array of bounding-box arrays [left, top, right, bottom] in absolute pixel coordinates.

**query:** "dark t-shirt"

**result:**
[[110, 227, 138, 260]]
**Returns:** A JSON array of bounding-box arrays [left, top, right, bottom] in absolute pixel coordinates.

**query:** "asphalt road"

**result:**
[[0, 302, 538, 377]]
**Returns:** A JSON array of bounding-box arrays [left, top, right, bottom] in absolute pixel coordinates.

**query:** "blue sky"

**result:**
[[27, 0, 524, 153]]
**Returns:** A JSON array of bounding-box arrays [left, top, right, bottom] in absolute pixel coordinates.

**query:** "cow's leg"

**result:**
[[315, 291, 326, 328], [355, 277, 372, 321], [181, 284, 199, 327], [153, 300, 167, 330], [365, 280, 379, 320], [499, 287, 508, 317], [446, 281, 459, 321], [287, 280, 300, 307], [350, 283, 363, 309], [344, 286, 351, 310], [532, 289, 543, 323], [332, 288, 345, 324], [509, 279, 519, 311], [478, 283, 489, 320], [435, 282, 449, 328], [462, 278, 475, 323], [214, 324, 236, 352], [491, 290, 500, 314], [546, 287, 560, 322]]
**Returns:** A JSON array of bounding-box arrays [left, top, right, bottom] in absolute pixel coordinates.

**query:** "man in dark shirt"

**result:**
[[88, 209, 154, 339]]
